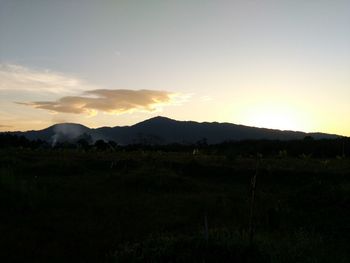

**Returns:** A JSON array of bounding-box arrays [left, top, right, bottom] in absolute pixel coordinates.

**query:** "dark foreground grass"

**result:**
[[0, 148, 349, 262]]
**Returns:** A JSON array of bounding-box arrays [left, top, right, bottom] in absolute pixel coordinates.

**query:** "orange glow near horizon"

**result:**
[[242, 105, 310, 132]]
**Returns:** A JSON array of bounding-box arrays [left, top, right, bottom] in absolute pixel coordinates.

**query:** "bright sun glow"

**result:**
[[242, 104, 309, 132]]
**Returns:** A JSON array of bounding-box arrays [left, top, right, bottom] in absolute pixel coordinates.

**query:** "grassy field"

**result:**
[[0, 148, 349, 262]]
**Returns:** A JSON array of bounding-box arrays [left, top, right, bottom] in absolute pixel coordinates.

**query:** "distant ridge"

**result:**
[[9, 116, 340, 145]]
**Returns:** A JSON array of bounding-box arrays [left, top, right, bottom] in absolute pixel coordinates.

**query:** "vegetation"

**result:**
[[0, 135, 349, 262]]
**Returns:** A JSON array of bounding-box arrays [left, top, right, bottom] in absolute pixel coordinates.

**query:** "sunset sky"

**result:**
[[1, 0, 349, 135]]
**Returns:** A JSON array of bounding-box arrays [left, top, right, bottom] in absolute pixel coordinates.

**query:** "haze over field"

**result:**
[[1, 0, 350, 135]]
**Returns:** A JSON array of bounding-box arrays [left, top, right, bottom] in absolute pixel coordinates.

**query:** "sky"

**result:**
[[1, 0, 350, 135]]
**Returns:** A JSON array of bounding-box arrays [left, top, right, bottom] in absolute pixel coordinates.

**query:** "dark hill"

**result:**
[[10, 116, 339, 145]]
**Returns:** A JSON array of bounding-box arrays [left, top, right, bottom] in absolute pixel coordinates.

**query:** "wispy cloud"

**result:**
[[2, 64, 187, 118], [0, 124, 12, 128], [0, 64, 91, 94], [19, 89, 181, 115], [200, 95, 213, 102]]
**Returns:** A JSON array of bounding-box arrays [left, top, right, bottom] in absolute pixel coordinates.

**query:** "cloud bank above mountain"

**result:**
[[0, 64, 184, 116], [19, 89, 180, 115]]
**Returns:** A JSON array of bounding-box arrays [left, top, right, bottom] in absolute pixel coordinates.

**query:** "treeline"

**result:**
[[212, 137, 349, 158], [0, 133, 349, 158], [0, 133, 47, 149], [0, 133, 117, 151], [123, 137, 349, 158]]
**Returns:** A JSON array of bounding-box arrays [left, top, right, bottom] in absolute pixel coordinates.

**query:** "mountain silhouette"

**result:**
[[11, 116, 339, 145]]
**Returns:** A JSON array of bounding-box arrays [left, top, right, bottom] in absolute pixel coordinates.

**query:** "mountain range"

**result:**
[[10, 116, 339, 145]]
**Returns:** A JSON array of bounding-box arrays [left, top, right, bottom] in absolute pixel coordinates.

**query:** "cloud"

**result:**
[[19, 89, 180, 115], [0, 64, 90, 94], [2, 64, 188, 117]]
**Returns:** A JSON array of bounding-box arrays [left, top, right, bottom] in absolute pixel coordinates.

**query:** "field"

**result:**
[[0, 147, 349, 262]]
